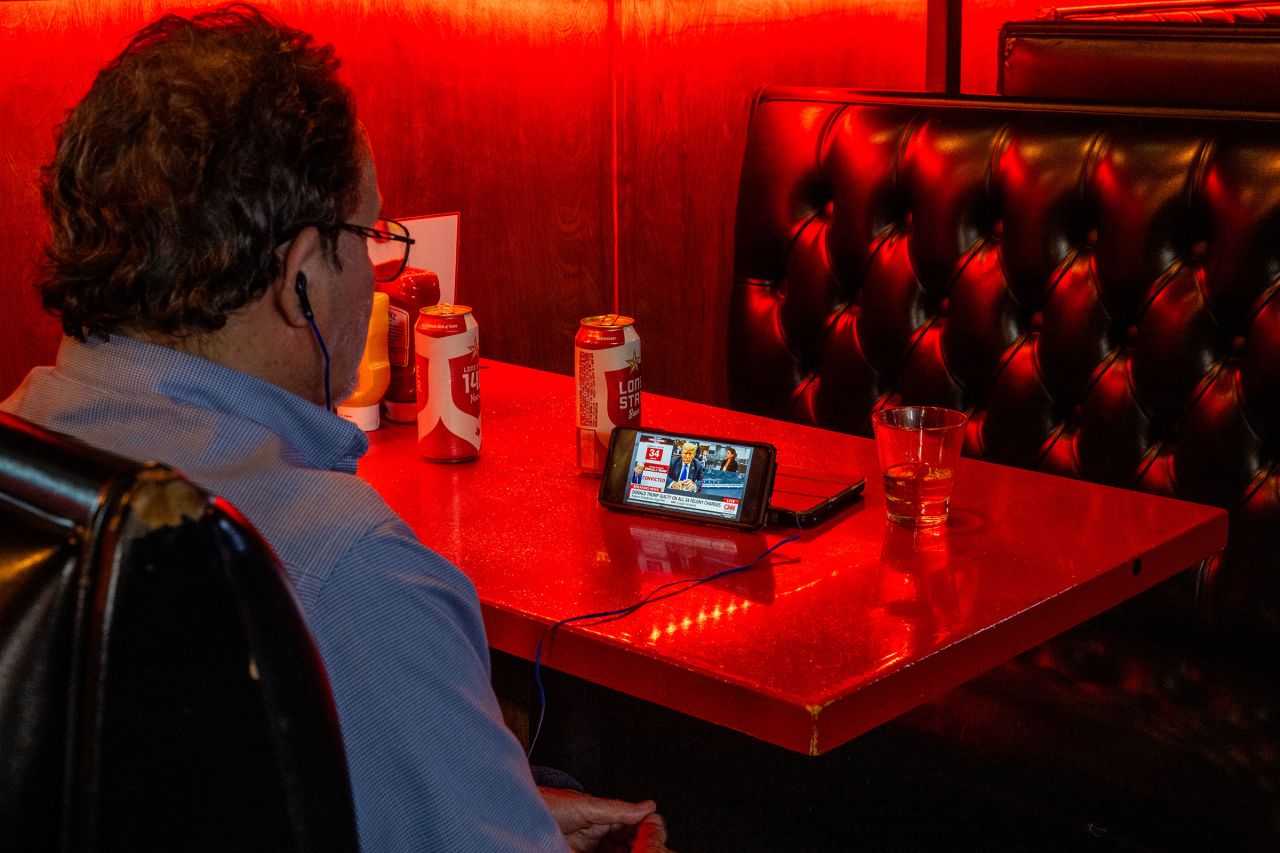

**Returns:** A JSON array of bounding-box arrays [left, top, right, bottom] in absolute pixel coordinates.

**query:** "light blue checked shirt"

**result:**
[[3, 335, 564, 852]]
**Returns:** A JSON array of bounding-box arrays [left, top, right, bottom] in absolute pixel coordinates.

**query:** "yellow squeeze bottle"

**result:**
[[337, 291, 391, 431]]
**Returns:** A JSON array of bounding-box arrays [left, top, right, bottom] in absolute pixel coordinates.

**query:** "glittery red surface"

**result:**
[[359, 361, 1227, 754]]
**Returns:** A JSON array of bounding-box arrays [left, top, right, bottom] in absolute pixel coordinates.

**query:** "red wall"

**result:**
[[615, 1, 925, 403], [1, 0, 1035, 404], [962, 0, 1044, 94]]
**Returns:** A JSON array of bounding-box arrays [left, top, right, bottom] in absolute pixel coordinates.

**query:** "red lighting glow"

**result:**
[[0, 0, 938, 403]]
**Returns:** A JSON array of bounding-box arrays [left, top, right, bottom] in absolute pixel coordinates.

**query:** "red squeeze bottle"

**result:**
[[376, 266, 441, 422]]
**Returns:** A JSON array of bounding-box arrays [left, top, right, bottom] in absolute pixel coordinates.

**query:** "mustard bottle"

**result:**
[[337, 291, 391, 431]]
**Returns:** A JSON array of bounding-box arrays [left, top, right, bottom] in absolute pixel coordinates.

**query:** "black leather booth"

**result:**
[[0, 412, 357, 851], [729, 87, 1280, 848], [999, 20, 1280, 109]]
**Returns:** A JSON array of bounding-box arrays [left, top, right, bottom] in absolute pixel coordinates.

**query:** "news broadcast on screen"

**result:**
[[623, 431, 754, 522]]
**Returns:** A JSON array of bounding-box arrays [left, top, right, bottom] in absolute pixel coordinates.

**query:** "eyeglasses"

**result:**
[[332, 218, 415, 282], [281, 217, 416, 282]]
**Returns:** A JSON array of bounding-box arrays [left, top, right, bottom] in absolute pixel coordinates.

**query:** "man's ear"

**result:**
[[273, 226, 326, 328]]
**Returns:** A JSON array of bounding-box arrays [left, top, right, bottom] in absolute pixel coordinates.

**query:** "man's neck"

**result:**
[[125, 306, 318, 404]]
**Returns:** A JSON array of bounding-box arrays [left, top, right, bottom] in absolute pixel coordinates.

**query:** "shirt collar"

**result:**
[[54, 334, 368, 472]]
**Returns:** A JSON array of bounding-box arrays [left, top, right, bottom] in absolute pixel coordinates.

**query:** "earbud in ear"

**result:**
[[295, 270, 332, 410], [295, 272, 314, 320]]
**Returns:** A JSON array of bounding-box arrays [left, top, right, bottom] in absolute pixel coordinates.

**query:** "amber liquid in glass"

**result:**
[[882, 462, 954, 525]]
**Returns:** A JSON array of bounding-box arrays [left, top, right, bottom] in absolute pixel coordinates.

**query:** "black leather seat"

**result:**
[[0, 412, 358, 851], [729, 86, 1280, 849]]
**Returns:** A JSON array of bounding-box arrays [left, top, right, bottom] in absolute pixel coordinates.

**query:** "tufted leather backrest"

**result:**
[[729, 87, 1280, 636]]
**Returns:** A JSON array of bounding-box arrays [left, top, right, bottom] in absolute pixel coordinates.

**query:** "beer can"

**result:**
[[414, 304, 481, 462], [575, 314, 641, 474]]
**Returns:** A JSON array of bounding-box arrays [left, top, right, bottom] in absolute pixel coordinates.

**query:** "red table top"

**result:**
[[359, 360, 1228, 755]]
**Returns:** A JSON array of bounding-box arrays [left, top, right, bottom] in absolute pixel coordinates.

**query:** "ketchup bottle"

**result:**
[[378, 267, 441, 422]]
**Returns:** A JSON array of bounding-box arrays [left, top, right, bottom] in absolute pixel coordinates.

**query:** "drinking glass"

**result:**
[[872, 406, 967, 526]]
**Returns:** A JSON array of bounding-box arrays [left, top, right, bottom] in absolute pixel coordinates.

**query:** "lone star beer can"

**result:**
[[575, 314, 641, 474], [415, 304, 481, 462]]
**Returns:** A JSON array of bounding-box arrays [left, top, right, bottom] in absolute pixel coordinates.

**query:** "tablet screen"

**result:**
[[621, 430, 758, 523]]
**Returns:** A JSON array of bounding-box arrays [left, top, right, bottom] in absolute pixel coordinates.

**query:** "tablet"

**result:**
[[599, 427, 777, 530]]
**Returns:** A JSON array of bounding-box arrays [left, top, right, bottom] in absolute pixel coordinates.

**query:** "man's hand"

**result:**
[[625, 812, 671, 852], [539, 787, 675, 852]]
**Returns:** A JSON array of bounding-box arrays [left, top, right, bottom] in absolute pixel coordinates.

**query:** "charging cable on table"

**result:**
[[526, 531, 802, 759]]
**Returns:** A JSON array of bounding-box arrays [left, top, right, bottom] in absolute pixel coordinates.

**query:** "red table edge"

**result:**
[[483, 508, 1228, 756]]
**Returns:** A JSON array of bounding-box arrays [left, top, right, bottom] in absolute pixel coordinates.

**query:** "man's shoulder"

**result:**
[[210, 462, 399, 565], [4, 364, 427, 588]]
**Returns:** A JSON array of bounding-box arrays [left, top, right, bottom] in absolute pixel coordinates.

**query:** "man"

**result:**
[[1, 7, 671, 852], [665, 442, 703, 493]]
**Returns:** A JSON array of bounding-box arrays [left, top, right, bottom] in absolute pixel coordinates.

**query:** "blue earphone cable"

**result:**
[[525, 531, 802, 759], [306, 314, 333, 411]]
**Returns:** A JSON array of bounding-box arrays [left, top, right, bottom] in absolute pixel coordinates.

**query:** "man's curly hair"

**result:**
[[40, 4, 362, 340]]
